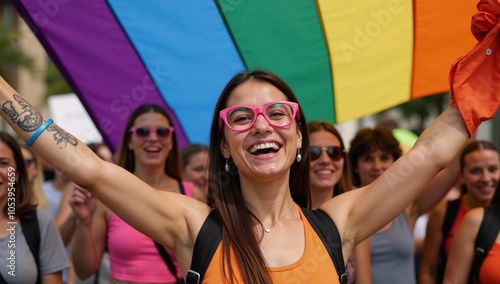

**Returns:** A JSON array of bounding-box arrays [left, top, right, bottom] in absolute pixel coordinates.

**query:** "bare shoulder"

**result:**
[[429, 200, 449, 220], [461, 207, 484, 230]]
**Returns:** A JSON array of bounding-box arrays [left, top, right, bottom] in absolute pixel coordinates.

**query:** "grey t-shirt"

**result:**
[[0, 209, 70, 283], [370, 212, 416, 284]]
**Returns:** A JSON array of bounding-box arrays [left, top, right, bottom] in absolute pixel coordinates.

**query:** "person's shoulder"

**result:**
[[429, 199, 448, 218], [35, 208, 55, 224], [461, 207, 484, 230]]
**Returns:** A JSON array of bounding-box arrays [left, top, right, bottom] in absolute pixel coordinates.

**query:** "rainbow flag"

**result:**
[[10, 0, 477, 151]]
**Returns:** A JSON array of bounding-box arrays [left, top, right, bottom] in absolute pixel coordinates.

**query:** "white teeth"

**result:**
[[249, 143, 279, 153], [145, 147, 160, 152], [316, 170, 332, 174]]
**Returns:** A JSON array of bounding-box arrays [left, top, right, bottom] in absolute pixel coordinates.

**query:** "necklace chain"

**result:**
[[263, 202, 294, 233]]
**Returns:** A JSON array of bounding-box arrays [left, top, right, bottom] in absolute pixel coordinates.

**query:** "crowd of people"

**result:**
[[0, 2, 499, 283]]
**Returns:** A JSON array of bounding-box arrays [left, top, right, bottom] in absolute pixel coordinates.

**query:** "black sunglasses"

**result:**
[[309, 146, 345, 161], [129, 126, 174, 139]]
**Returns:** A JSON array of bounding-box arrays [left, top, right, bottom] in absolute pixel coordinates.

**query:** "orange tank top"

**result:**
[[479, 242, 500, 283], [203, 205, 340, 283]]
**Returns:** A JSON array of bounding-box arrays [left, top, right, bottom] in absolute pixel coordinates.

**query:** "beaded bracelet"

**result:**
[[25, 119, 53, 147]]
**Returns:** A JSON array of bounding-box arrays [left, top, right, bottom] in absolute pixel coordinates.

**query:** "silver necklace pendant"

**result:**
[[264, 227, 271, 233]]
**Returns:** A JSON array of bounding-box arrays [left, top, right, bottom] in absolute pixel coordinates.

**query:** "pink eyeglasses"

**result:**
[[129, 126, 174, 139], [219, 101, 300, 132]]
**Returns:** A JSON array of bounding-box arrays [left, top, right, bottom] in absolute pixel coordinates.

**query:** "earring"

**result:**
[[225, 159, 230, 172], [296, 150, 302, 163]]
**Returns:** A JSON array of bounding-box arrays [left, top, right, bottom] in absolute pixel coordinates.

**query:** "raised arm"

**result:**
[[0, 77, 207, 252], [69, 186, 107, 279], [408, 143, 462, 228], [324, 106, 469, 248], [56, 182, 77, 245]]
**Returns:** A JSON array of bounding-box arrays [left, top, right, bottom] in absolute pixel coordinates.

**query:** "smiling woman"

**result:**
[[0, 131, 69, 284]]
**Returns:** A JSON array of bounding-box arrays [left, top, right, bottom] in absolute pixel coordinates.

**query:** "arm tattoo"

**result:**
[[46, 123, 78, 148], [2, 94, 44, 132]]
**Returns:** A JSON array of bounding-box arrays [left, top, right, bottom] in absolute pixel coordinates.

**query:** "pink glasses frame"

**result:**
[[219, 101, 300, 132]]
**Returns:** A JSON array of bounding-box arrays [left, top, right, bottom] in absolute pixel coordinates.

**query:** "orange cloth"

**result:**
[[203, 205, 340, 283], [449, 0, 500, 136]]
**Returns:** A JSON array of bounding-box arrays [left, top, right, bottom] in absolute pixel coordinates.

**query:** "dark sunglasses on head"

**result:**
[[129, 126, 174, 139], [309, 146, 345, 161]]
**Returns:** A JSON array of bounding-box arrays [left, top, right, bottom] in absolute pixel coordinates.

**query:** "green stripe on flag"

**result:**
[[217, 0, 336, 123]]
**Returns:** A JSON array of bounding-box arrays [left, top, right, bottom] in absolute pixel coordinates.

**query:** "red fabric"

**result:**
[[449, 0, 500, 136]]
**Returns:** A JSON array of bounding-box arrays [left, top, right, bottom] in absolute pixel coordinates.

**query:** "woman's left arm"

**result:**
[[443, 208, 483, 284]]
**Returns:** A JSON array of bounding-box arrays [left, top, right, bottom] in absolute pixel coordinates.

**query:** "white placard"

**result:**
[[47, 93, 102, 144]]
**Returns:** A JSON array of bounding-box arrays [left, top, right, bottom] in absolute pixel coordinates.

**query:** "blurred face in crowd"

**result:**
[[309, 130, 344, 191], [356, 148, 394, 187], [460, 149, 500, 204], [183, 150, 209, 190], [20, 147, 37, 182]]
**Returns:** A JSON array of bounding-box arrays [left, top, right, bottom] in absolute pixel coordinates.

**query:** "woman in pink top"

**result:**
[[69, 104, 204, 284]]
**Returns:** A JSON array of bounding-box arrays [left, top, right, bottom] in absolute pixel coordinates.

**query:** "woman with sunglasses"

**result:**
[[348, 125, 464, 283], [308, 121, 372, 284], [69, 104, 205, 284], [0, 43, 496, 284]]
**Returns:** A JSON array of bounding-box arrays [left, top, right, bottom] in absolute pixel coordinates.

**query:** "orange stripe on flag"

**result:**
[[412, 0, 477, 99]]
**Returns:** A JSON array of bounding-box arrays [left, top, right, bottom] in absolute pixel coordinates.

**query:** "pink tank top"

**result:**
[[107, 181, 193, 282]]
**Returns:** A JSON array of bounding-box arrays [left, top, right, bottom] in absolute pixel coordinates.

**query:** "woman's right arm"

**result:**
[[0, 77, 209, 252]]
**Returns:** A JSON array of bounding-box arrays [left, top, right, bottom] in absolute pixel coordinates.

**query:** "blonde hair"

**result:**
[[20, 144, 48, 210]]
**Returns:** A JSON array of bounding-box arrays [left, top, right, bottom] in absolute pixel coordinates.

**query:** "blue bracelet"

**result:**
[[25, 119, 53, 147]]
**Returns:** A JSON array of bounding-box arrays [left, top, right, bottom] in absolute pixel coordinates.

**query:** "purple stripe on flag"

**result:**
[[10, 0, 188, 152]]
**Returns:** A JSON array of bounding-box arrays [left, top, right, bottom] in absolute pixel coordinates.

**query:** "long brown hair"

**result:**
[[308, 121, 352, 197], [1, 131, 36, 218], [115, 104, 182, 180], [208, 70, 310, 283]]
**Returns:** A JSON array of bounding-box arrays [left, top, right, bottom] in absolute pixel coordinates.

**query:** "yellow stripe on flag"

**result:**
[[317, 0, 414, 122]]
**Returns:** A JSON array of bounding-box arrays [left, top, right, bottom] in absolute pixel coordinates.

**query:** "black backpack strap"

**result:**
[[154, 241, 184, 284], [469, 206, 500, 284], [437, 198, 462, 283], [301, 208, 347, 284], [178, 180, 186, 195], [21, 210, 41, 284], [186, 210, 223, 284]]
